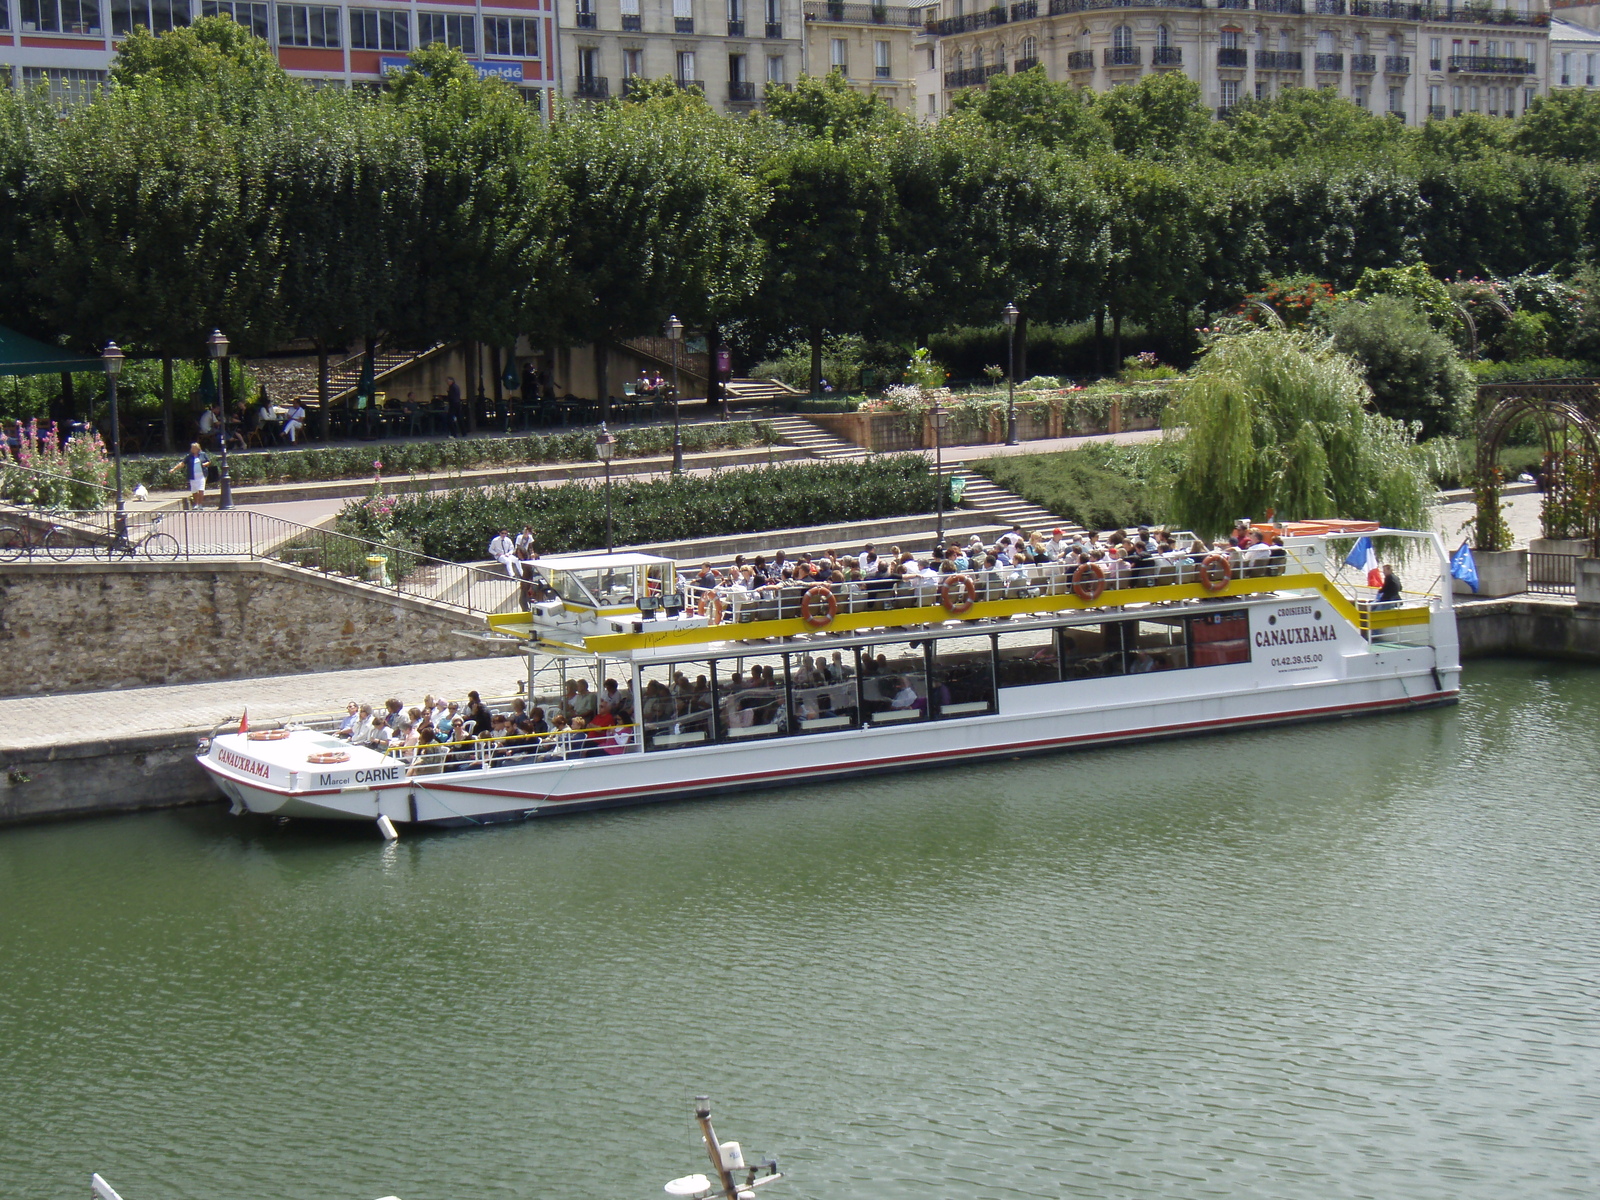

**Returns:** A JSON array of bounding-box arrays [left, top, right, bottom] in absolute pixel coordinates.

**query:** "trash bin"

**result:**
[[366, 554, 388, 585]]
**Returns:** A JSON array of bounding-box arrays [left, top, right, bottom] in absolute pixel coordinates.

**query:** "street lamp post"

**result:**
[[103, 341, 125, 540], [932, 401, 948, 544], [208, 329, 234, 509], [667, 314, 684, 474], [596, 421, 616, 553], [1003, 302, 1019, 446]]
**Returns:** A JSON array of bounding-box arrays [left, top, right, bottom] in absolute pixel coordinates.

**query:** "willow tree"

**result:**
[[1165, 327, 1430, 538]]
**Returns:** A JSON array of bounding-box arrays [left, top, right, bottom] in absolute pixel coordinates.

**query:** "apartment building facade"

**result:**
[[921, 1, 1552, 125], [0, 0, 558, 107], [798, 0, 931, 110], [1548, 12, 1600, 86], [557, 0, 805, 108]]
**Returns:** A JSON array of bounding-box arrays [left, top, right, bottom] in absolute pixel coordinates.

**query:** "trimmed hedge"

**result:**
[[338, 455, 948, 562], [121, 422, 778, 489]]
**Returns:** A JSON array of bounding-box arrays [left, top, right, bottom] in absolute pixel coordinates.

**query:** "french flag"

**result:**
[[1345, 536, 1383, 589]]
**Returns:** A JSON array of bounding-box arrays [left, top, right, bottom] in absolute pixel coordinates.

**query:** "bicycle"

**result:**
[[103, 512, 181, 561], [0, 520, 75, 562]]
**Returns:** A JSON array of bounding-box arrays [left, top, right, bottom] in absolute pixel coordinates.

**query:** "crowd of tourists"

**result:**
[[332, 679, 635, 774], [681, 520, 1287, 618]]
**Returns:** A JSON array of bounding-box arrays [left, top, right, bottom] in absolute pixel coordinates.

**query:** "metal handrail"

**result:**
[[0, 459, 115, 492]]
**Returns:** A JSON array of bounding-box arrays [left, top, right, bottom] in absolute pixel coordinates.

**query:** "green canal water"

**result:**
[[4, 658, 1600, 1200]]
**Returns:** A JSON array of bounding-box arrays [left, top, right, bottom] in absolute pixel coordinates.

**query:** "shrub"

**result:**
[[1468, 357, 1596, 382], [337, 455, 949, 562], [1320, 295, 1474, 438], [971, 443, 1177, 532], [119, 422, 777, 490]]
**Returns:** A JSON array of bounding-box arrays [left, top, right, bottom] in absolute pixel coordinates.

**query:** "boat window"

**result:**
[[1190, 610, 1251, 667], [931, 633, 995, 718], [1060, 624, 1125, 677], [995, 627, 1060, 688], [546, 569, 599, 608], [638, 659, 717, 750], [791, 650, 858, 732], [590, 564, 636, 606], [717, 652, 788, 742], [1129, 619, 1188, 672], [860, 640, 929, 725]]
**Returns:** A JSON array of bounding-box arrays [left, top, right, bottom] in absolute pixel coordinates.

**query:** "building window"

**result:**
[[1469, 85, 1480, 112], [1220, 27, 1240, 50], [624, 47, 643, 77], [1451, 84, 1462, 114], [729, 51, 746, 81], [110, 0, 187, 36], [875, 40, 890, 78], [20, 0, 102, 33], [673, 0, 692, 32], [20, 66, 105, 104], [485, 17, 538, 58], [1220, 79, 1238, 108], [418, 11, 475, 53], [1354, 83, 1368, 107], [728, 0, 743, 31], [1524, 86, 1536, 110], [1255, 80, 1267, 100], [951, 50, 962, 73], [928, 93, 937, 116], [1317, 29, 1333, 54], [277, 4, 342, 47], [767, 53, 784, 82], [577, 45, 598, 76], [350, 8, 409, 52], [1561, 52, 1571, 86], [1388, 85, 1402, 112], [1429, 83, 1441, 108], [1112, 24, 1131, 51], [925, 46, 935, 70], [676, 49, 696, 82], [1430, 37, 1440, 63], [1155, 24, 1168, 50], [201, 0, 268, 38], [831, 36, 847, 74], [973, 47, 984, 71], [1020, 35, 1035, 59]]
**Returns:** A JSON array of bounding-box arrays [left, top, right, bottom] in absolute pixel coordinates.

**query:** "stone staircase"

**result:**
[[285, 342, 448, 408], [768, 413, 1081, 535], [765, 413, 870, 460], [725, 377, 803, 408]]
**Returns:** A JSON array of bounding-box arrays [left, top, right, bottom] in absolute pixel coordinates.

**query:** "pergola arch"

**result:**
[[1476, 393, 1600, 553]]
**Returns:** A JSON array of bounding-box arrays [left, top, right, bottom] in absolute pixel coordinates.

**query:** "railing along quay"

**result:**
[[0, 505, 519, 617]]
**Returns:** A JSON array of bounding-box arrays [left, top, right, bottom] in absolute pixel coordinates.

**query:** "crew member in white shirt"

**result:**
[[488, 528, 517, 578]]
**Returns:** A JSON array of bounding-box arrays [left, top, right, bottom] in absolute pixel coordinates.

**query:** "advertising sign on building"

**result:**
[[380, 57, 525, 82]]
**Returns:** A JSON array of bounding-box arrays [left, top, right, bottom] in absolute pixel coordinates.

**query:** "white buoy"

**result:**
[[376, 814, 399, 841], [91, 1174, 125, 1200]]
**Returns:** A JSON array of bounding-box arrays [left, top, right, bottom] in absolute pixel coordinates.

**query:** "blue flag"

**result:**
[[1450, 541, 1479, 594]]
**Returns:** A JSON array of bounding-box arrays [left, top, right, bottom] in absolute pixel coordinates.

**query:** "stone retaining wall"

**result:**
[[0, 559, 513, 697], [0, 730, 217, 825]]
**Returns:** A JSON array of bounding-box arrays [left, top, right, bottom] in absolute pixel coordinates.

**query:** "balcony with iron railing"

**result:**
[[574, 75, 609, 99], [728, 80, 758, 101], [807, 1, 924, 23], [1104, 45, 1141, 66], [1217, 0, 1249, 7], [1315, 52, 1343, 71], [1067, 49, 1093, 69], [1422, 1, 1547, 26], [1350, 0, 1422, 16], [576, 9, 596, 27], [1351, 53, 1377, 72], [1217, 105, 1236, 118], [1314, 0, 1345, 12], [1256, 50, 1303, 70], [1429, 56, 1441, 69], [766, 20, 784, 35], [1153, 45, 1182, 65], [728, 18, 745, 34], [1428, 103, 1446, 118], [1448, 54, 1536, 75], [1010, 0, 1038, 19], [1037, 0, 1200, 14], [1218, 46, 1248, 67], [675, 16, 695, 31], [677, 77, 706, 91], [930, 7, 1008, 34], [1013, 55, 1040, 71], [623, 12, 641, 27], [1386, 55, 1410, 73], [1255, 0, 1304, 12]]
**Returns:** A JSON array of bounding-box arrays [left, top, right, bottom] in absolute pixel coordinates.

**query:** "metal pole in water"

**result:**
[[695, 1096, 740, 1200]]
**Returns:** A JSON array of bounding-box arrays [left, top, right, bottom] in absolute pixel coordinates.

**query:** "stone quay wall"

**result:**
[[0, 559, 513, 697]]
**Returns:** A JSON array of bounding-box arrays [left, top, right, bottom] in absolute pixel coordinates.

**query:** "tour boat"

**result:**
[[197, 526, 1461, 830]]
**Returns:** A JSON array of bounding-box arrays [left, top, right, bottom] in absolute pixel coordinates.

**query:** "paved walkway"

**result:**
[[0, 655, 527, 752], [1432, 488, 1545, 549]]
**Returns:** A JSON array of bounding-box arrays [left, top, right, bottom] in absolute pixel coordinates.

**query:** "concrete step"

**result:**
[[766, 414, 871, 460]]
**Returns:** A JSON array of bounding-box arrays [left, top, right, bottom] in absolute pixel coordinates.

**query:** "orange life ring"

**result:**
[[247, 730, 290, 741], [1199, 553, 1232, 593], [307, 751, 350, 765], [800, 585, 837, 628], [939, 573, 978, 615], [1072, 561, 1107, 602]]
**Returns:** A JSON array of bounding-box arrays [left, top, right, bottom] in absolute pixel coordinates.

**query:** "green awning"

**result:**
[[0, 324, 104, 376]]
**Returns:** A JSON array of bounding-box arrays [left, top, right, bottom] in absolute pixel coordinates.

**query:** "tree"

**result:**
[[1512, 88, 1600, 163], [948, 67, 1106, 154], [109, 14, 291, 100], [745, 131, 896, 394], [763, 71, 902, 142], [1320, 295, 1473, 438], [1213, 87, 1409, 165], [1166, 327, 1431, 537], [1093, 71, 1210, 160]]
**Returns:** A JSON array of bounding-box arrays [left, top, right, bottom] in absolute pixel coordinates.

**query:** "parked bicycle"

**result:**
[[104, 513, 180, 561], [0, 520, 74, 561]]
